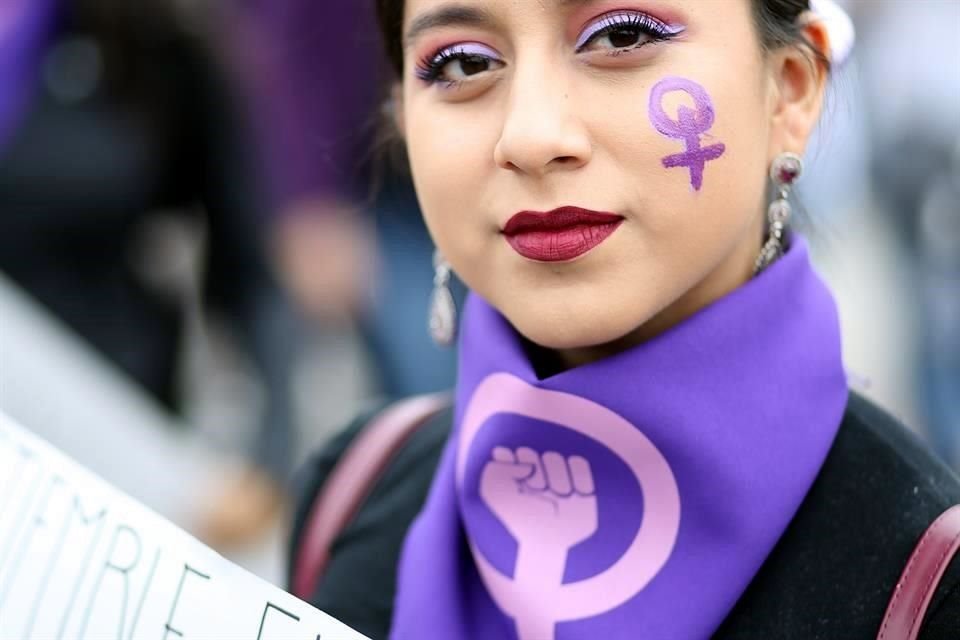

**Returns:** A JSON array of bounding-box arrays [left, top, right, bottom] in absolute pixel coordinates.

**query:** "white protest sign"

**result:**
[[0, 411, 369, 640]]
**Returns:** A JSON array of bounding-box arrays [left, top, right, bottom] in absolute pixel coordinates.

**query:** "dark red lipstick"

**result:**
[[502, 206, 624, 262]]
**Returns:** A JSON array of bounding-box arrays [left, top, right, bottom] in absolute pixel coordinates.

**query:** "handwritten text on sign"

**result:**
[[0, 411, 368, 640]]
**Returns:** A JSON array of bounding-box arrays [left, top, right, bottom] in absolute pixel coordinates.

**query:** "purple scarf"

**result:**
[[0, 0, 57, 149], [391, 238, 848, 639]]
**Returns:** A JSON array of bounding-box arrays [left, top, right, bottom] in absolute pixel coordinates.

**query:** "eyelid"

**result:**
[[574, 10, 684, 51], [427, 41, 502, 66], [414, 40, 505, 86]]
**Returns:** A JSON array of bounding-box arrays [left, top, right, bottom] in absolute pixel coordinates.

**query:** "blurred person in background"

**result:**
[[233, 0, 462, 400], [0, 0, 300, 545], [852, 0, 960, 469]]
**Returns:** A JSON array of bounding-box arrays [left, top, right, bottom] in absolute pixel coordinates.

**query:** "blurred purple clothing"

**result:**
[[240, 1, 387, 212], [0, 0, 58, 148]]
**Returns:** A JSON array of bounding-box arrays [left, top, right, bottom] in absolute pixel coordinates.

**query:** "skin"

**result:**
[[397, 0, 830, 370]]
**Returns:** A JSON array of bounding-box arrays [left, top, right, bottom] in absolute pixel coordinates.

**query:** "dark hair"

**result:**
[[754, 0, 831, 68], [375, 0, 830, 77]]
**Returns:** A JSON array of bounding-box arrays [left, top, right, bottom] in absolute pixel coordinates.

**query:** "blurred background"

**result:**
[[0, 0, 957, 587]]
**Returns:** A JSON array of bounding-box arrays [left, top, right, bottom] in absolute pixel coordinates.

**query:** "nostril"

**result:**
[[551, 155, 586, 169]]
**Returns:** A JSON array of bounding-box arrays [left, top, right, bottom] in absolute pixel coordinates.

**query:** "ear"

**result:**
[[767, 18, 831, 160], [391, 83, 406, 139]]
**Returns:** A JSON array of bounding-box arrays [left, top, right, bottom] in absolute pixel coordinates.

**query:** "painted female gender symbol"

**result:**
[[648, 76, 726, 191], [457, 373, 681, 640]]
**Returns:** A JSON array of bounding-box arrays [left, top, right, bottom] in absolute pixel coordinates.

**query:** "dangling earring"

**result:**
[[754, 152, 803, 275], [429, 249, 457, 347]]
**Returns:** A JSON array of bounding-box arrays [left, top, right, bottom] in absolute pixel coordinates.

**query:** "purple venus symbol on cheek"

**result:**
[[648, 77, 726, 191]]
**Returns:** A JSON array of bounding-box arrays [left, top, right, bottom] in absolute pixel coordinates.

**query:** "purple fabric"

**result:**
[[238, 1, 386, 211], [392, 238, 849, 639], [0, 0, 58, 150]]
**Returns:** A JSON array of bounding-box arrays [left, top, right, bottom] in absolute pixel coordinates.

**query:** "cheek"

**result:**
[[598, 69, 769, 236], [404, 93, 500, 267], [690, 77, 771, 232], [597, 29, 769, 215], [406, 106, 467, 227], [406, 101, 481, 197], [407, 98, 479, 191]]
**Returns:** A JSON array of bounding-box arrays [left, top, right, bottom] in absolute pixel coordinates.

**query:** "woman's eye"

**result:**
[[441, 55, 498, 81], [590, 26, 649, 51], [576, 12, 683, 55], [416, 44, 504, 86]]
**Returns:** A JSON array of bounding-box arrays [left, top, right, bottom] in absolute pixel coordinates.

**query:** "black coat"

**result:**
[[289, 392, 960, 639]]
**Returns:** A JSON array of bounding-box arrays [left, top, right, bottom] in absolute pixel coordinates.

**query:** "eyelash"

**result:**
[[415, 11, 681, 87], [415, 46, 492, 86], [575, 12, 680, 54]]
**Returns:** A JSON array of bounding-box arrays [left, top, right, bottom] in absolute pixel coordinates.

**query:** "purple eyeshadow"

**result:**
[[431, 42, 500, 66], [575, 11, 684, 51], [416, 41, 503, 83]]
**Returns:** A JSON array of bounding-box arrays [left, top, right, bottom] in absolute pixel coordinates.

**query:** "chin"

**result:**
[[502, 297, 656, 352]]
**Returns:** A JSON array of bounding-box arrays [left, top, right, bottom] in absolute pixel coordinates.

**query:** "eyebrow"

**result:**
[[404, 4, 497, 49], [403, 0, 596, 48]]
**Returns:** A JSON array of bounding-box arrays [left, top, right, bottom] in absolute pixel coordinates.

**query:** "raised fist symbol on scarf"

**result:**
[[481, 446, 598, 569], [478, 446, 600, 638]]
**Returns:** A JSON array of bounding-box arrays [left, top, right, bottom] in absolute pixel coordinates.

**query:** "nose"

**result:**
[[493, 58, 592, 177]]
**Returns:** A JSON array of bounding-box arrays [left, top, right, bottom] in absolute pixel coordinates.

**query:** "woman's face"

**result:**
[[400, 0, 824, 352]]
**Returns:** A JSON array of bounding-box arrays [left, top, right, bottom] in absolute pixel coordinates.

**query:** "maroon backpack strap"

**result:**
[[878, 504, 960, 640], [291, 393, 451, 601]]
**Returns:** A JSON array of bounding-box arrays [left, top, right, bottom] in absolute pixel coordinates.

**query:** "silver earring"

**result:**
[[754, 152, 803, 275], [429, 249, 457, 347]]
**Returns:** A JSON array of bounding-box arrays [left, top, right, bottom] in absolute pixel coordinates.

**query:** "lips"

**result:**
[[502, 206, 624, 262]]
